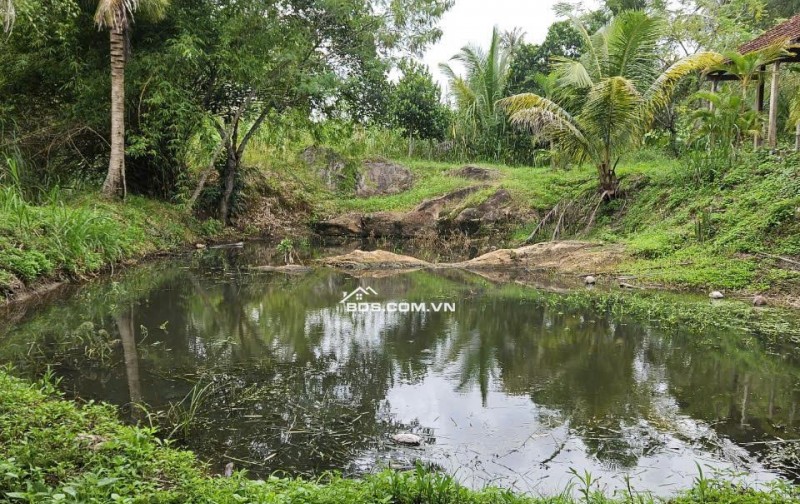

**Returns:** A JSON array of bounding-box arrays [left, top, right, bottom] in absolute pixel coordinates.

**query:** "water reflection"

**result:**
[[0, 246, 798, 496]]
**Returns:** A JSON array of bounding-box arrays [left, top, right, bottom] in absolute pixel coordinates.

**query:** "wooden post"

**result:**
[[755, 66, 766, 149], [768, 62, 781, 149]]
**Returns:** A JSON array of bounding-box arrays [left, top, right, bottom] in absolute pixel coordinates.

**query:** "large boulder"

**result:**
[[356, 159, 414, 197]]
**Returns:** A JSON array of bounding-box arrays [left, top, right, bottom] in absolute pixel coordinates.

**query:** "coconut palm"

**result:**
[[500, 11, 723, 198], [95, 0, 169, 198], [439, 27, 512, 158]]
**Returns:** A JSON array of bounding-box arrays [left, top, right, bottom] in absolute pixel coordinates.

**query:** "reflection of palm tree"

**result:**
[[116, 305, 142, 421]]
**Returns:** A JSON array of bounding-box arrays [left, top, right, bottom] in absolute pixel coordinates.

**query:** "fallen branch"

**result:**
[[757, 252, 800, 267]]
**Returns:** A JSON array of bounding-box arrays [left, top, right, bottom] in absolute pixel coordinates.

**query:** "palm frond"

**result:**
[[552, 58, 594, 89], [644, 51, 724, 123], [498, 93, 589, 150], [606, 10, 661, 84], [95, 0, 140, 30], [579, 76, 643, 155], [571, 15, 605, 80]]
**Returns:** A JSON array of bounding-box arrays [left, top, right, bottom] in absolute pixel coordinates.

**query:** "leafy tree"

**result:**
[[605, 0, 649, 14], [175, 0, 452, 223], [507, 20, 584, 95], [389, 60, 448, 141], [500, 11, 722, 198], [94, 0, 170, 199]]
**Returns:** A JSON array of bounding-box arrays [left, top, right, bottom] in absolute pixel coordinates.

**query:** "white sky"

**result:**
[[422, 0, 600, 92]]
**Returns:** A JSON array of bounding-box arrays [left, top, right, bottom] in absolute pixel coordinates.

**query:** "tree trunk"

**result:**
[[218, 146, 238, 225], [768, 62, 781, 149], [795, 122, 800, 152], [102, 27, 127, 198], [598, 162, 619, 199]]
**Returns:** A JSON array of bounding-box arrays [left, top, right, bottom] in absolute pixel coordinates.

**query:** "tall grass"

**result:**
[[0, 152, 208, 291]]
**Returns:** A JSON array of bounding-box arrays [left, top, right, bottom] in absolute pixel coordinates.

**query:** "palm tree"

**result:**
[[499, 11, 722, 198], [94, 0, 168, 198], [440, 27, 512, 157]]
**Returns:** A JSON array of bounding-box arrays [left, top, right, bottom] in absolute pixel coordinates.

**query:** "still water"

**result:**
[[1, 244, 799, 497]]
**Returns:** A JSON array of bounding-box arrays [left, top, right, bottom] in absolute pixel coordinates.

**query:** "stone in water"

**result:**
[[392, 433, 422, 446]]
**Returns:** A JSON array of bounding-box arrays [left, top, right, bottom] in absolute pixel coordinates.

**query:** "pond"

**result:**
[[1, 243, 799, 497]]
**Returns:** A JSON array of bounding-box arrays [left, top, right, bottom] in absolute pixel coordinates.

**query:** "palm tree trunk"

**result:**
[[598, 162, 619, 199], [102, 26, 127, 199], [116, 306, 142, 421]]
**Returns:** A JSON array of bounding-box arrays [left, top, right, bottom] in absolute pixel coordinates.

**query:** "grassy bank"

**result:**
[[0, 188, 225, 299], [314, 150, 800, 299], [0, 369, 798, 503]]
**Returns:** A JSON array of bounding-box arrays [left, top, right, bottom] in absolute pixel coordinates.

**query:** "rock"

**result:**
[[302, 146, 352, 191], [195, 243, 207, 249], [362, 211, 435, 238], [356, 159, 414, 197], [457, 241, 623, 274], [753, 295, 768, 306], [392, 433, 423, 446], [320, 250, 431, 270], [314, 213, 364, 238], [414, 186, 487, 214], [584, 275, 597, 285], [709, 291, 725, 300], [251, 265, 313, 274], [448, 165, 500, 181], [452, 189, 513, 234]]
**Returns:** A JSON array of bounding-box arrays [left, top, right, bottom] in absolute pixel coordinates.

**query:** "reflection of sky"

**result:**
[[383, 359, 778, 496], [290, 294, 780, 496]]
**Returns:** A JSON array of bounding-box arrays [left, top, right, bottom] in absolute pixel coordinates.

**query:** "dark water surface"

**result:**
[[1, 243, 799, 496]]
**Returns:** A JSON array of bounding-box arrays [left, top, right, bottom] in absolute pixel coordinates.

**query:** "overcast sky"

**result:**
[[422, 0, 600, 92]]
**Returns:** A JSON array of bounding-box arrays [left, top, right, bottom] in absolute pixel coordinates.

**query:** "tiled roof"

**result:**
[[739, 14, 800, 55]]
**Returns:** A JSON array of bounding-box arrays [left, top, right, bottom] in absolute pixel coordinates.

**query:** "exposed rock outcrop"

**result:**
[[319, 241, 624, 276], [313, 214, 364, 238], [356, 159, 415, 197], [452, 189, 513, 234], [320, 249, 431, 270], [314, 185, 518, 240], [456, 241, 623, 274]]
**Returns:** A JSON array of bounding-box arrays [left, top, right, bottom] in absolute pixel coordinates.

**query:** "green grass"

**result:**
[[0, 187, 223, 296], [1, 369, 798, 503]]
